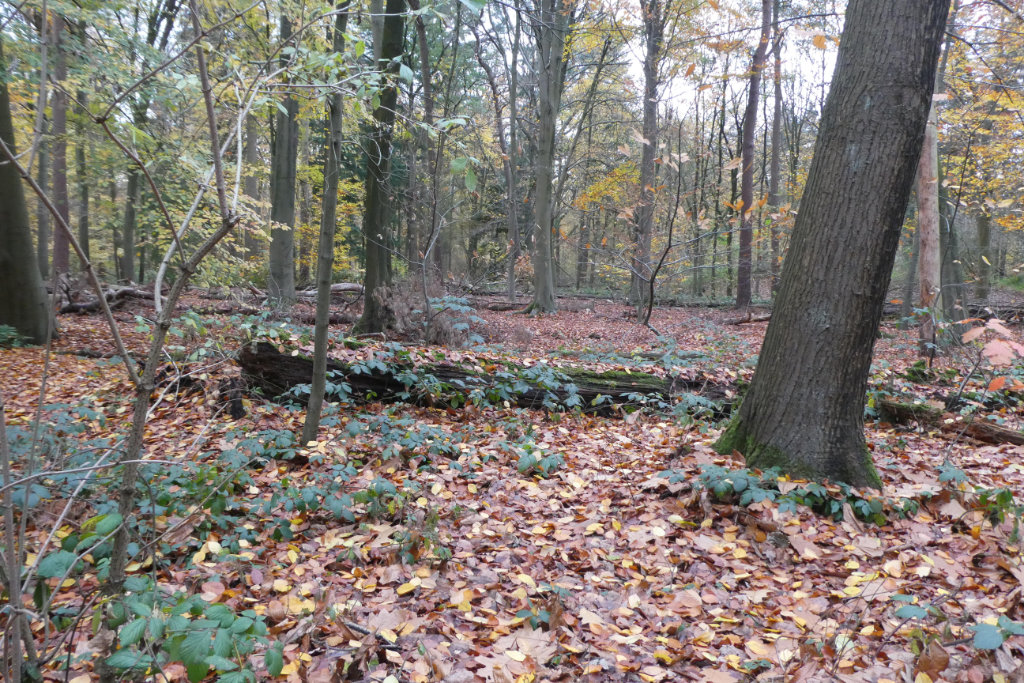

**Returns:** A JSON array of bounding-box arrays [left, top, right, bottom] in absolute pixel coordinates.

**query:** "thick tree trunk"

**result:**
[[302, 2, 349, 443], [715, 0, 950, 488], [240, 342, 727, 414], [268, 15, 299, 307], [736, 0, 770, 309], [354, 0, 406, 333], [0, 35, 51, 343]]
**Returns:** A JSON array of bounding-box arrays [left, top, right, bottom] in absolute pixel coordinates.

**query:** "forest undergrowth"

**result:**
[[3, 296, 1024, 683]]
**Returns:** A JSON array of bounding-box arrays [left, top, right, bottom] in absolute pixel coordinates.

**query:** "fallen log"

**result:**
[[296, 283, 364, 298], [60, 286, 161, 314], [238, 342, 731, 414], [726, 313, 772, 325], [877, 397, 1024, 446]]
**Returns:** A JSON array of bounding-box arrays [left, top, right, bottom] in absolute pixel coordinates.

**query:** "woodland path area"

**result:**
[[4, 295, 1024, 682]]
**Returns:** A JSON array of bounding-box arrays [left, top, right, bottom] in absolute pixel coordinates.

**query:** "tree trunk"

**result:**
[[976, 210, 992, 302], [629, 0, 666, 310], [526, 0, 569, 314], [76, 91, 90, 262], [268, 15, 299, 307], [768, 0, 783, 296], [917, 104, 941, 355], [51, 15, 70, 277], [0, 35, 51, 343], [243, 113, 260, 255], [302, 2, 349, 443], [36, 120, 49, 280], [714, 0, 950, 488], [354, 0, 406, 333], [737, 0, 771, 309]]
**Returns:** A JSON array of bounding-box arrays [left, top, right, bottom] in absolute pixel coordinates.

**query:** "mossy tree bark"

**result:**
[[714, 0, 951, 489]]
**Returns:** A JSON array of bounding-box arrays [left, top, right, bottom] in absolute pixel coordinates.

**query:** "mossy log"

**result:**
[[238, 342, 729, 413], [878, 398, 1024, 446]]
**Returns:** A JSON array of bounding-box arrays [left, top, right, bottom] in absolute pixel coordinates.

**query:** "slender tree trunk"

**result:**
[[630, 0, 665, 308], [714, 0, 950, 488], [51, 15, 70, 277], [303, 2, 349, 443], [243, 113, 260, 255], [76, 92, 90, 261], [354, 0, 406, 333], [268, 15, 299, 306], [526, 0, 569, 313], [917, 104, 940, 355], [737, 0, 771, 309], [36, 120, 50, 280], [976, 210, 992, 301], [0, 35, 50, 343], [768, 0, 783, 296]]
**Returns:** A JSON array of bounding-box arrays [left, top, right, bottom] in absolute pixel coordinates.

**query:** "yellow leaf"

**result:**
[[653, 649, 674, 664], [380, 628, 398, 643], [273, 579, 290, 593], [397, 581, 417, 595], [914, 674, 934, 683], [517, 573, 536, 589], [505, 650, 527, 662], [812, 34, 827, 50]]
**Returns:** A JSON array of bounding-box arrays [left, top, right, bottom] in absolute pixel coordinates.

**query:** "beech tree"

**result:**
[[714, 0, 951, 488], [0, 35, 50, 343]]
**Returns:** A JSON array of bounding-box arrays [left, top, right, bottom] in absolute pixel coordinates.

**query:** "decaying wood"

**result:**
[[878, 397, 1024, 446], [295, 283, 364, 298], [237, 342, 732, 414], [726, 313, 772, 325], [60, 286, 161, 314]]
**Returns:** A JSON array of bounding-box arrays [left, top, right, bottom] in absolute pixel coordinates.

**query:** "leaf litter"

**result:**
[[2, 298, 1024, 682]]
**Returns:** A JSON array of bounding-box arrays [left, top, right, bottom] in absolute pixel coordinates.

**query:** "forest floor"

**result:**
[[4, 293, 1024, 682]]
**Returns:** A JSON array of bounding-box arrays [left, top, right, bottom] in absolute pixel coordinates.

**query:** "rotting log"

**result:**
[[60, 286, 161, 314], [878, 397, 1024, 446], [237, 341, 732, 414]]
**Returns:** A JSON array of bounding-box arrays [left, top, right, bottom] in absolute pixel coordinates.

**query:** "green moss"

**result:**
[[714, 418, 883, 490], [563, 368, 664, 390]]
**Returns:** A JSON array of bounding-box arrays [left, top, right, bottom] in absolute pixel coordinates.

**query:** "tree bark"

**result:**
[[35, 119, 49, 280], [51, 15, 70, 277], [268, 15, 299, 306], [0, 35, 51, 343], [526, 0, 570, 314], [768, 0, 783, 296], [917, 105, 941, 355], [736, 0, 771, 309], [76, 90, 90, 261], [302, 1, 350, 443], [353, 0, 406, 333], [714, 0, 951, 488], [243, 112, 260, 255]]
